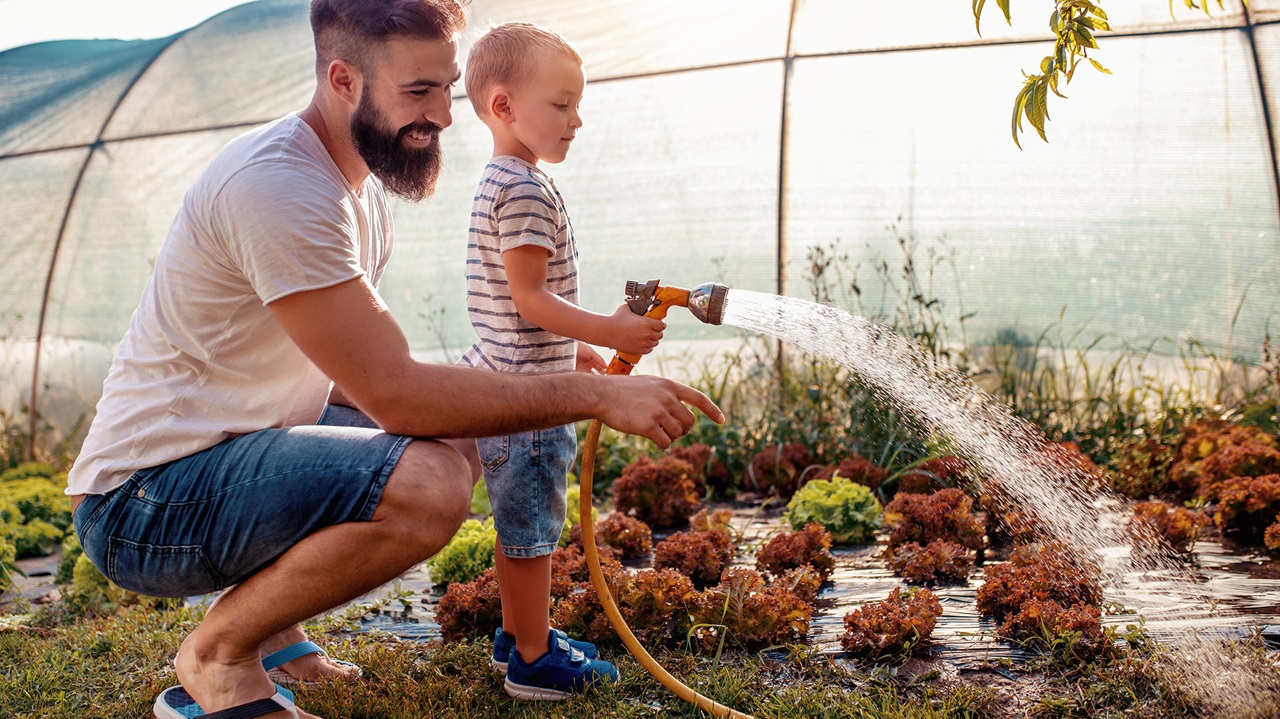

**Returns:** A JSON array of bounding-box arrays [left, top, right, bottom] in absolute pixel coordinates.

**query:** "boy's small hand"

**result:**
[[576, 341, 606, 374], [608, 303, 665, 356]]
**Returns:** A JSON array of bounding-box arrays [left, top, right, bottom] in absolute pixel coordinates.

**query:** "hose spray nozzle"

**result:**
[[607, 279, 728, 376], [623, 279, 728, 325]]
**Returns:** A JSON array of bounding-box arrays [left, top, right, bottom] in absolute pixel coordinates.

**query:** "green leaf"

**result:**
[[996, 0, 1012, 24], [1075, 26, 1098, 49], [1088, 57, 1112, 75], [973, 0, 986, 35]]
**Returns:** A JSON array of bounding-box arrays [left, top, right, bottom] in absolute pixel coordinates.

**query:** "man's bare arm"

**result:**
[[269, 277, 722, 446]]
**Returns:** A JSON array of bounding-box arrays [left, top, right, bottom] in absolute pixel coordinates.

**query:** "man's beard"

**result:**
[[350, 94, 444, 203]]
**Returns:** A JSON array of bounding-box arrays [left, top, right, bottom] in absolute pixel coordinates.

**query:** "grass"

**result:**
[[1, 600, 1261, 719]]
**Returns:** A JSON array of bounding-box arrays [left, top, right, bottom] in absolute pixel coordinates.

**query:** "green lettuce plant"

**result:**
[[426, 517, 496, 587], [785, 476, 883, 545]]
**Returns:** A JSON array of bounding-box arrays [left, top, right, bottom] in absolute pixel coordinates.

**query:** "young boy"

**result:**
[[459, 23, 666, 701]]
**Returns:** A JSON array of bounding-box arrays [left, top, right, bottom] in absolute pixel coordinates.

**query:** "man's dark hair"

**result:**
[[310, 0, 469, 76]]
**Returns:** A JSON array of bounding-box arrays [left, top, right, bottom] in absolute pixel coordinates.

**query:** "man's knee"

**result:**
[[378, 440, 472, 544]]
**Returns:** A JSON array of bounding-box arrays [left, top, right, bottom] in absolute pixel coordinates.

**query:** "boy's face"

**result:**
[[504, 54, 584, 165]]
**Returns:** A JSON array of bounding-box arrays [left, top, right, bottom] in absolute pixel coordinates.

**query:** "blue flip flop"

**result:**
[[153, 684, 297, 719], [262, 640, 362, 687]]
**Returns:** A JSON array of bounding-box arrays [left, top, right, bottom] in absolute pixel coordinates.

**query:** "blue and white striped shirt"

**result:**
[[460, 157, 579, 373]]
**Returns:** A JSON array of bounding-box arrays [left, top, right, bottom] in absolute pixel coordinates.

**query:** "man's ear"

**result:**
[[489, 90, 515, 124], [327, 59, 362, 109]]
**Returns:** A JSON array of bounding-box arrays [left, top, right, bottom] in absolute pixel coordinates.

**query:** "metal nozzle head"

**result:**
[[687, 282, 729, 325]]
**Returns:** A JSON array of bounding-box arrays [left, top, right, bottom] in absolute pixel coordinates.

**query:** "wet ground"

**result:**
[[349, 502, 1280, 660]]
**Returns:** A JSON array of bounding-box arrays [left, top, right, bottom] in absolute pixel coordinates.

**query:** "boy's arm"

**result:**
[[504, 245, 664, 356], [268, 275, 722, 447]]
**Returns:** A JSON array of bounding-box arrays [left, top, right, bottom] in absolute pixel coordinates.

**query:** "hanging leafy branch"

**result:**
[[973, 0, 1241, 148]]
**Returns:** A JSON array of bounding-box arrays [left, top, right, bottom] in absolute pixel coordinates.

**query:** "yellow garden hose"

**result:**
[[576, 279, 753, 719]]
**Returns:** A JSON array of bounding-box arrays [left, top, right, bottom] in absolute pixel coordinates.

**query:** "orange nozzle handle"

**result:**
[[605, 284, 690, 375]]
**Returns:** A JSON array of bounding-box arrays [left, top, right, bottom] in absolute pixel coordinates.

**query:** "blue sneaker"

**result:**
[[503, 630, 619, 701], [491, 627, 597, 675]]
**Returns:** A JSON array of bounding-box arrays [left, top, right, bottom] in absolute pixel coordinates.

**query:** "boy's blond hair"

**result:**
[[465, 22, 582, 116]]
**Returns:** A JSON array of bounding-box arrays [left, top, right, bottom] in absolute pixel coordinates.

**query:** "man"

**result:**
[[66, 2, 721, 717]]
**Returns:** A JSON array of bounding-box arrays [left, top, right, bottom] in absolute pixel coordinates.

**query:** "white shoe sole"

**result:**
[[503, 677, 570, 701], [491, 658, 507, 676]]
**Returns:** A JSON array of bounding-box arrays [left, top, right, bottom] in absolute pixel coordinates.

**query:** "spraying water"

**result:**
[[721, 289, 1280, 716]]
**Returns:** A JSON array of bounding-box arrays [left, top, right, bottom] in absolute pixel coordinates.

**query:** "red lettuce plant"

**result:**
[[653, 529, 735, 587], [748, 443, 816, 499], [435, 567, 503, 642], [1126, 500, 1209, 553], [689, 507, 735, 534], [840, 586, 942, 662], [998, 598, 1105, 659], [1266, 514, 1280, 554], [896, 455, 969, 495], [549, 544, 621, 599], [976, 543, 1102, 622], [595, 511, 653, 559], [612, 455, 703, 529], [1171, 420, 1280, 499], [1106, 434, 1177, 499], [811, 453, 889, 490], [1213, 474, 1280, 540], [886, 541, 974, 584], [552, 565, 696, 647], [688, 568, 812, 652], [754, 522, 836, 583], [883, 487, 985, 552]]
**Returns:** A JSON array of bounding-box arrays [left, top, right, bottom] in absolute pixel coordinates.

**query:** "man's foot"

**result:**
[[172, 632, 323, 718], [261, 625, 361, 684], [503, 630, 618, 701], [491, 627, 597, 675]]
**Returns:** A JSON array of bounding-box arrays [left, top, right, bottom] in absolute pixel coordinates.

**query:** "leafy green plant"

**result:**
[[977, 1, 1240, 147], [0, 471, 71, 559], [0, 533, 17, 594], [785, 476, 883, 545], [425, 517, 496, 587]]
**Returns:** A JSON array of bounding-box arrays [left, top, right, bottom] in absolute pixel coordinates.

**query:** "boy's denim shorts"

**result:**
[[478, 423, 576, 559], [72, 405, 411, 598]]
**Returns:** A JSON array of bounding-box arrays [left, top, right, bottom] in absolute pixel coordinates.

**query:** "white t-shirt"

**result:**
[[68, 114, 394, 495]]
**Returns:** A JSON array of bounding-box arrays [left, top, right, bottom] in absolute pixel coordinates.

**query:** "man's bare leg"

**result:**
[[262, 437, 481, 684], [172, 440, 473, 718]]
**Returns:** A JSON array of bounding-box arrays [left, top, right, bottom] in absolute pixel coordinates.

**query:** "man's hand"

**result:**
[[595, 375, 723, 449]]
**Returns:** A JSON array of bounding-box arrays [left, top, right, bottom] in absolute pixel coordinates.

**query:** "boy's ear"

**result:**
[[489, 90, 515, 124]]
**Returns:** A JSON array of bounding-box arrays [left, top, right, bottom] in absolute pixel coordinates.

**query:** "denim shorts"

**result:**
[[478, 424, 576, 558], [72, 405, 411, 598]]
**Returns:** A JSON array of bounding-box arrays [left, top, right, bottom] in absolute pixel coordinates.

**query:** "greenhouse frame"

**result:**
[[1, 0, 1278, 449]]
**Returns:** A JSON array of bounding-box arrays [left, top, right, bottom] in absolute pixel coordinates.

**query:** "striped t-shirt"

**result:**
[[460, 156, 579, 374]]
